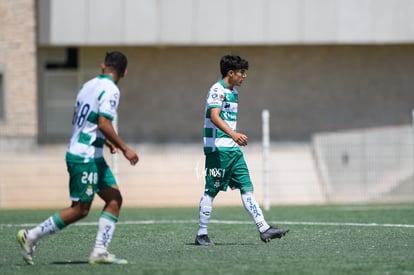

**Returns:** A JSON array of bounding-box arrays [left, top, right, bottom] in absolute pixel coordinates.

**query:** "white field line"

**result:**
[[2, 219, 414, 228]]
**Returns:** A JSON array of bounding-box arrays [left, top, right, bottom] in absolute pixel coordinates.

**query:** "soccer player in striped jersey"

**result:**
[[195, 54, 289, 246], [17, 51, 139, 264]]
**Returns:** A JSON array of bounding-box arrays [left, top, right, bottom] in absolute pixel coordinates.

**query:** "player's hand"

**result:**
[[123, 147, 139, 166], [105, 140, 119, 154], [108, 144, 119, 154], [232, 132, 248, 146]]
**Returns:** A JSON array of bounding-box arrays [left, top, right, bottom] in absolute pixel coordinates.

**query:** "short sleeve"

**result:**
[[206, 86, 224, 109], [99, 89, 119, 120]]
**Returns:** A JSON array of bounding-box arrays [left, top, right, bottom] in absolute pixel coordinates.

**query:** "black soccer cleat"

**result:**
[[260, 226, 289, 243], [195, 234, 214, 246]]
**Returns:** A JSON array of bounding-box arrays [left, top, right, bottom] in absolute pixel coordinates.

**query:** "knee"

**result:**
[[114, 191, 123, 207], [107, 192, 123, 210], [79, 208, 90, 219], [116, 193, 123, 208], [78, 203, 91, 218], [199, 194, 213, 212], [71, 202, 91, 219], [201, 193, 214, 203]]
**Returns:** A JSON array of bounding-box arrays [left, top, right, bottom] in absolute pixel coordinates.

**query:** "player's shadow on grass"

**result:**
[[51, 260, 89, 265], [186, 242, 257, 246]]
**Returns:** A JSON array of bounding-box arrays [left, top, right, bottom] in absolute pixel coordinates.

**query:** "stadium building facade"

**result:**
[[1, 0, 414, 207], [1, 0, 414, 145]]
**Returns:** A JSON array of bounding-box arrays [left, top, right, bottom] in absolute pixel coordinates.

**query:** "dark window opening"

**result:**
[[46, 47, 78, 69], [0, 72, 4, 120]]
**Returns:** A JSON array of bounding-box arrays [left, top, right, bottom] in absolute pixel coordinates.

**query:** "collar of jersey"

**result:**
[[98, 74, 115, 83], [219, 79, 229, 89]]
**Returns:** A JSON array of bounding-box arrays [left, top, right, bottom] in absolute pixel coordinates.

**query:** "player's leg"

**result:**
[[232, 152, 289, 242], [89, 186, 126, 264], [89, 161, 127, 264], [20, 201, 91, 242], [195, 193, 215, 245], [240, 191, 270, 232], [17, 201, 92, 265], [17, 162, 95, 265], [227, 151, 267, 230], [16, 211, 66, 266], [93, 186, 122, 253], [195, 151, 227, 246], [240, 191, 288, 241]]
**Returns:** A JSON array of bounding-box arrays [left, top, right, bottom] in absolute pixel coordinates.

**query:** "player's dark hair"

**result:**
[[220, 54, 249, 78], [104, 51, 128, 77]]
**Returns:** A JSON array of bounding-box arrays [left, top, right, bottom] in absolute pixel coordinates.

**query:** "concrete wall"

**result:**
[[0, 142, 322, 209], [39, 45, 414, 143], [312, 125, 414, 202]]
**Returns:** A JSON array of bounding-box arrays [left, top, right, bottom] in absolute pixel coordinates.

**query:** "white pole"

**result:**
[[262, 109, 270, 211], [412, 109, 414, 189], [112, 113, 119, 183]]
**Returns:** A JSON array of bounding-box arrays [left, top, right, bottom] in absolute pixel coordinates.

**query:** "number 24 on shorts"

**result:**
[[81, 171, 98, 185]]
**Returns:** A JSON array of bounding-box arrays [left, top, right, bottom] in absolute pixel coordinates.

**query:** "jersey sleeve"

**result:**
[[206, 85, 224, 109], [98, 88, 120, 120]]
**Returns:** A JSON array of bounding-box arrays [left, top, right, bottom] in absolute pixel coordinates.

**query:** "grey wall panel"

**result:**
[[39, 45, 414, 143], [124, 0, 159, 44]]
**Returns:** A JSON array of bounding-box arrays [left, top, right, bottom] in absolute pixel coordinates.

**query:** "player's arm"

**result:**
[[98, 115, 139, 165], [209, 107, 248, 146]]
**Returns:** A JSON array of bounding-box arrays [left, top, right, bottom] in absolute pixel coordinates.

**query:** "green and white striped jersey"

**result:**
[[65, 74, 120, 163], [203, 79, 240, 154]]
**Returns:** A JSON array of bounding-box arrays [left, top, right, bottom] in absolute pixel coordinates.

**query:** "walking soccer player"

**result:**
[[17, 51, 139, 264], [195, 54, 289, 246]]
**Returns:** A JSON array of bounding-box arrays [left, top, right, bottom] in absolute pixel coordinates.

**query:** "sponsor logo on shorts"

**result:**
[[205, 168, 226, 178]]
